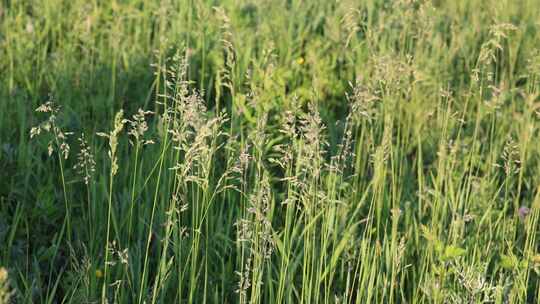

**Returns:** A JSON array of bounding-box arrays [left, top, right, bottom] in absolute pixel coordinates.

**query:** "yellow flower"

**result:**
[[296, 57, 305, 65], [95, 269, 103, 278]]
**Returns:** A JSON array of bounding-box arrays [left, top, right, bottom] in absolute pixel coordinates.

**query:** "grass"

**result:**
[[1, 0, 540, 302]]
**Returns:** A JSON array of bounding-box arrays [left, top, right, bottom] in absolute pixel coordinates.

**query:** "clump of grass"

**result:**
[[3, 0, 540, 303]]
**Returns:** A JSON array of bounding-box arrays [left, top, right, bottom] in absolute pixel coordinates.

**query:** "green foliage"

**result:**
[[1, 0, 540, 303]]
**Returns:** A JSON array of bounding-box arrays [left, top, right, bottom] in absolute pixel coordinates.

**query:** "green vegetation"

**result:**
[[1, 0, 540, 302]]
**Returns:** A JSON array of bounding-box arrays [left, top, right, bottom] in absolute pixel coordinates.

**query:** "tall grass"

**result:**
[[2, 0, 540, 303]]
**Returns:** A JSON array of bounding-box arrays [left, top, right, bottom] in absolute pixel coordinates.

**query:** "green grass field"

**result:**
[[1, 0, 540, 302]]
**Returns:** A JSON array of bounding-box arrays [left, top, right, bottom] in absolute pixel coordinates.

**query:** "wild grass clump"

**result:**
[[2, 0, 540, 303]]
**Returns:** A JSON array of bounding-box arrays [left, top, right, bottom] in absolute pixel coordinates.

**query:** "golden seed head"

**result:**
[[0, 267, 7, 282]]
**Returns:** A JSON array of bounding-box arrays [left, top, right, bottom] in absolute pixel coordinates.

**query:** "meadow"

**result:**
[[1, 0, 540, 303]]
